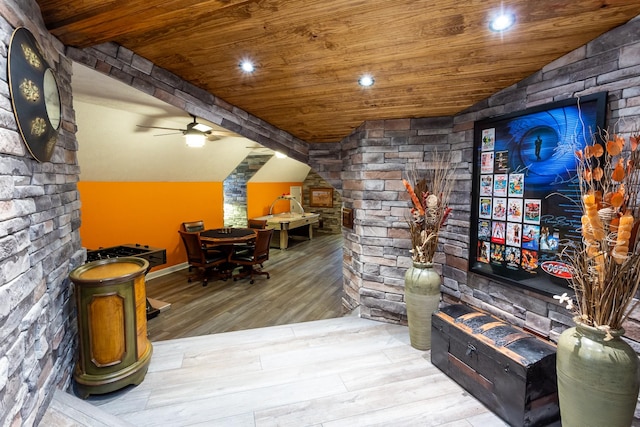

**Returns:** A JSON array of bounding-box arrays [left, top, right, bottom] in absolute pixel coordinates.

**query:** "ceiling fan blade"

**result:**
[[154, 132, 184, 136], [137, 115, 234, 139], [137, 124, 186, 132]]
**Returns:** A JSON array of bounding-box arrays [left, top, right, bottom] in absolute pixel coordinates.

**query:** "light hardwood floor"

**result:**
[[42, 234, 507, 426], [86, 316, 507, 426]]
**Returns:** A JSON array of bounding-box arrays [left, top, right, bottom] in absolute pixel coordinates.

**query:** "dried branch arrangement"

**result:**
[[558, 128, 640, 333], [403, 152, 454, 264]]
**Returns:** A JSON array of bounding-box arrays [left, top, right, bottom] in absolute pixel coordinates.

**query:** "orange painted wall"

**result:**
[[247, 182, 303, 218], [77, 182, 224, 270]]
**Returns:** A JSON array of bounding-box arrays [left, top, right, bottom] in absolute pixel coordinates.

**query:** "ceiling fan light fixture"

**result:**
[[192, 122, 212, 132], [185, 130, 206, 148]]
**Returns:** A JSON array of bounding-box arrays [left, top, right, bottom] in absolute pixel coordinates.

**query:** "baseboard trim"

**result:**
[[147, 262, 188, 280]]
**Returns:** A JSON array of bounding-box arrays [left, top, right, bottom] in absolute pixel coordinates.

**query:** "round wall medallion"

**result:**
[[7, 27, 61, 162]]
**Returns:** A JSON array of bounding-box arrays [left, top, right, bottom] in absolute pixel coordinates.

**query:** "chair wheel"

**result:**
[[250, 279, 255, 284], [188, 277, 193, 283]]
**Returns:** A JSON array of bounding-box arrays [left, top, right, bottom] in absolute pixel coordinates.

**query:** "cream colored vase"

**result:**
[[404, 262, 441, 350], [556, 321, 640, 427]]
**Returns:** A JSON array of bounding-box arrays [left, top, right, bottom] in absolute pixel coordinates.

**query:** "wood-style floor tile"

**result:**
[[87, 317, 506, 427]]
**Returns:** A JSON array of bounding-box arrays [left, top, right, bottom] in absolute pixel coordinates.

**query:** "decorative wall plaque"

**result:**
[[342, 207, 353, 229], [7, 27, 61, 162]]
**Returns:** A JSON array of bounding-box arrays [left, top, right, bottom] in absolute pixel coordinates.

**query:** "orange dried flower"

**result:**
[[592, 167, 604, 181], [610, 191, 624, 208], [612, 158, 626, 182], [591, 144, 604, 157], [606, 138, 623, 156], [402, 179, 425, 215]]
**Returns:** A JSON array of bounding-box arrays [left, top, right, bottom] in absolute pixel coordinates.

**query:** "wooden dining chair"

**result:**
[[178, 230, 230, 286], [233, 219, 267, 255], [230, 229, 273, 284], [181, 220, 206, 232], [247, 219, 268, 229]]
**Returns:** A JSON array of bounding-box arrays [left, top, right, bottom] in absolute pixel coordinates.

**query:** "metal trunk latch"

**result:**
[[466, 343, 476, 356]]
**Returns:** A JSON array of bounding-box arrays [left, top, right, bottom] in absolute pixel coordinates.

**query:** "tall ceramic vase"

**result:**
[[404, 261, 441, 350], [556, 321, 640, 427]]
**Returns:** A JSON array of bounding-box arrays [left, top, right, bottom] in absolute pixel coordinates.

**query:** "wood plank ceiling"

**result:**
[[37, 0, 640, 143]]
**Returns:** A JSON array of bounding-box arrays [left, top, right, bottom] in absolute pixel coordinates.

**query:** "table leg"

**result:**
[[280, 230, 289, 250]]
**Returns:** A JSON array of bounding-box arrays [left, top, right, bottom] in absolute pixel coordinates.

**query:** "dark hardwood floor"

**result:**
[[145, 233, 345, 341]]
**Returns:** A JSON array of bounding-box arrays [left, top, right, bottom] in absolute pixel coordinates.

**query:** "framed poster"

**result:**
[[309, 187, 334, 207], [469, 92, 607, 296]]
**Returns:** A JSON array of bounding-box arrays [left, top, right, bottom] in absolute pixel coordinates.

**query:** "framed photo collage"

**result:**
[[469, 92, 607, 296]]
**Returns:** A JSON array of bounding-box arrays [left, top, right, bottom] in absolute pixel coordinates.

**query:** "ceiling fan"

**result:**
[[136, 114, 235, 147]]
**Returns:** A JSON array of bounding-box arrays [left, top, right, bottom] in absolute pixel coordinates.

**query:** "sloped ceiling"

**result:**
[[73, 63, 311, 182]]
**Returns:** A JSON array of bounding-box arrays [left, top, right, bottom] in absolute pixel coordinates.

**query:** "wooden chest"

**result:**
[[431, 304, 559, 427]]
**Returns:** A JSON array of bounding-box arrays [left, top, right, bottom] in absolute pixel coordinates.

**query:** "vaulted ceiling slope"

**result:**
[[37, 0, 640, 143]]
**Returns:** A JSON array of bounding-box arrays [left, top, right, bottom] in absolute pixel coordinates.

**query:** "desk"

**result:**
[[252, 213, 320, 250], [200, 228, 257, 246]]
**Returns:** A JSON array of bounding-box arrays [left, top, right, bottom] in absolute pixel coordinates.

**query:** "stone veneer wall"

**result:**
[[1, 2, 83, 425], [302, 169, 342, 234], [224, 155, 273, 227], [336, 16, 640, 350]]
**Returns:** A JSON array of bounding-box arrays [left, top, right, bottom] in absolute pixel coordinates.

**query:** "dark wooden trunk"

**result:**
[[431, 304, 560, 427]]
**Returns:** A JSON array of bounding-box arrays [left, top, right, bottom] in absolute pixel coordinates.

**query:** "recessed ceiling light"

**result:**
[[240, 60, 255, 73], [489, 13, 515, 32], [275, 151, 287, 159], [358, 75, 375, 87]]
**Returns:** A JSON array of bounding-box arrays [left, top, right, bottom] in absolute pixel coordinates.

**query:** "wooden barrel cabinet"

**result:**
[[70, 257, 153, 398]]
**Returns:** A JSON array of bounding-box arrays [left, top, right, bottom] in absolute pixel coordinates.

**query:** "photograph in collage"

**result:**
[[480, 175, 493, 196], [493, 174, 508, 197], [505, 246, 521, 270]]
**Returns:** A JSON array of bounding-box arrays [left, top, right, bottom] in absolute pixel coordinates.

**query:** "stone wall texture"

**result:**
[[224, 154, 272, 228], [0, 2, 83, 425]]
